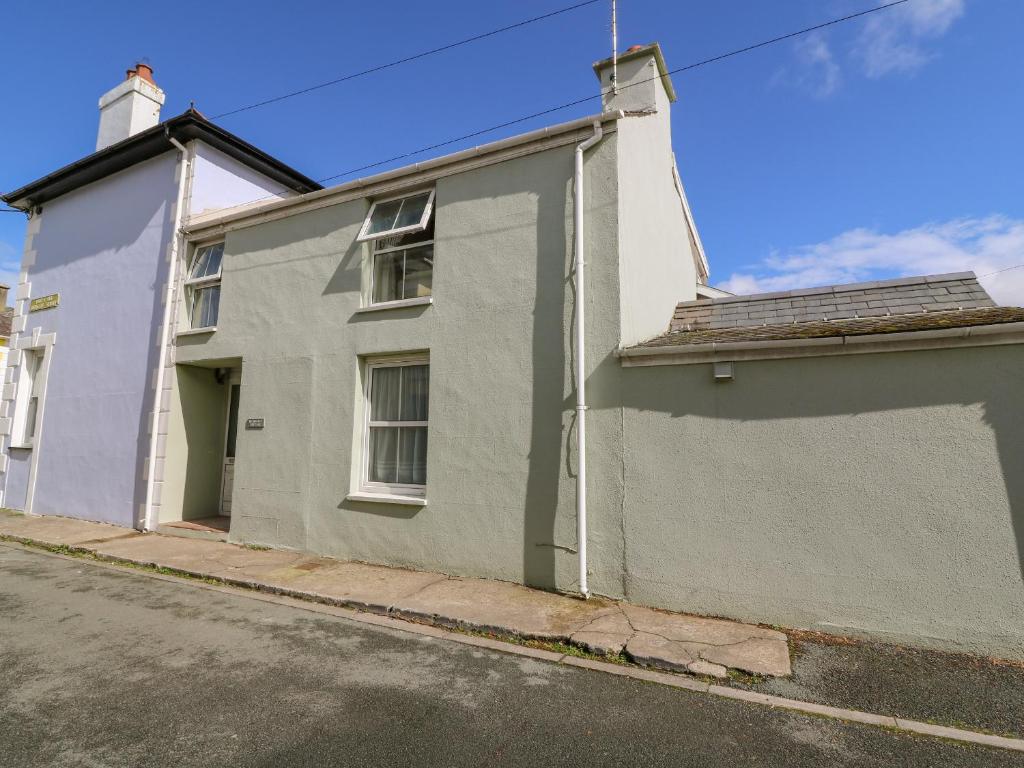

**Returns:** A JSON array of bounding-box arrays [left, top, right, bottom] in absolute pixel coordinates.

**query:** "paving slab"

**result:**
[[391, 576, 613, 639], [264, 561, 448, 612], [622, 603, 792, 677], [0, 511, 138, 548]]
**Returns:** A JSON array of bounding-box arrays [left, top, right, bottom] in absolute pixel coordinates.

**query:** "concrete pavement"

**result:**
[[2, 544, 1020, 767], [0, 510, 789, 677]]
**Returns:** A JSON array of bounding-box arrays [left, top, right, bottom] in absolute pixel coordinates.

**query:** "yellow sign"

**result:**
[[29, 293, 59, 312]]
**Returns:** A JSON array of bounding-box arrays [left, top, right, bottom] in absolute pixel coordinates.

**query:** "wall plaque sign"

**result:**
[[29, 293, 59, 312], [245, 418, 265, 430]]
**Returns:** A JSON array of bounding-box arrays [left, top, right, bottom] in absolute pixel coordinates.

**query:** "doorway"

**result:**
[[220, 373, 241, 517]]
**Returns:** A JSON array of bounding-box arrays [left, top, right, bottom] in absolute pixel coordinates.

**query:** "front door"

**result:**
[[220, 381, 241, 516]]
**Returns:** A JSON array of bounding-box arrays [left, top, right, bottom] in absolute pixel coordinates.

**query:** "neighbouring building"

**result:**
[[0, 284, 12, 371], [3, 45, 1023, 660], [0, 63, 319, 527]]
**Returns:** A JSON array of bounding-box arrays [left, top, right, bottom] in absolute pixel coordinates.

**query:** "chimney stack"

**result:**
[[593, 42, 677, 114], [96, 62, 166, 151]]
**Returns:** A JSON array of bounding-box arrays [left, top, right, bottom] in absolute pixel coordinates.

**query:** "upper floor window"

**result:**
[[358, 190, 434, 242], [185, 242, 224, 329], [358, 191, 435, 306]]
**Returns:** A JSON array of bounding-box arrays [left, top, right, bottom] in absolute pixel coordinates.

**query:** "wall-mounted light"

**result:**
[[214, 367, 229, 384]]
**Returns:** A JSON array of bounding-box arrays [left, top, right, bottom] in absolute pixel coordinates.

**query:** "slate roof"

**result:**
[[630, 272, 1024, 350], [634, 307, 1024, 349], [670, 272, 994, 332]]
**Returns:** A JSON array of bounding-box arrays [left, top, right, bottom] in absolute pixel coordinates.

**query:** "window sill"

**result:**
[[355, 297, 433, 314], [345, 491, 427, 507], [177, 326, 217, 337], [8, 443, 32, 450]]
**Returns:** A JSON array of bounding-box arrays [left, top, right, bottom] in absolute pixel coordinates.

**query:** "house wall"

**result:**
[[619, 345, 1024, 659], [187, 144, 295, 220], [614, 111, 698, 346], [0, 152, 180, 525], [171, 132, 629, 595]]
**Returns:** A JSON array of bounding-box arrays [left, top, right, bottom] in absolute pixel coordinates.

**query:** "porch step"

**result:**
[[157, 517, 229, 543]]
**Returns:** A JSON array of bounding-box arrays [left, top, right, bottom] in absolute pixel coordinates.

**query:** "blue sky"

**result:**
[[2, 0, 1022, 302]]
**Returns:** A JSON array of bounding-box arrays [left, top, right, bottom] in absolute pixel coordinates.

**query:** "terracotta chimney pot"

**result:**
[[135, 63, 155, 85]]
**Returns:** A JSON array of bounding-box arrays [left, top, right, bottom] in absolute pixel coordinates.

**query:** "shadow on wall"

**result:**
[[177, 365, 230, 521], [610, 346, 1024, 604]]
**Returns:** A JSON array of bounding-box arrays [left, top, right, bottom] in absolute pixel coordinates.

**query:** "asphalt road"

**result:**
[[0, 544, 1016, 767]]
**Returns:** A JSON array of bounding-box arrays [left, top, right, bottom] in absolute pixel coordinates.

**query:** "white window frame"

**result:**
[[361, 355, 429, 497], [367, 236, 435, 308], [184, 241, 224, 330], [10, 347, 46, 449], [356, 189, 435, 243]]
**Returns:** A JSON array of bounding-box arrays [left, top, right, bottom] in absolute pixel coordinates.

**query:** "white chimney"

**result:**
[[96, 63, 165, 151]]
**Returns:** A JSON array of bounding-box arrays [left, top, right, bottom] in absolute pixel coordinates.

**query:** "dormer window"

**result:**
[[185, 242, 224, 329], [359, 191, 435, 307]]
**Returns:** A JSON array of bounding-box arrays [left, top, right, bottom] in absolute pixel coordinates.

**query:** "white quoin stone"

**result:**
[[96, 71, 165, 151]]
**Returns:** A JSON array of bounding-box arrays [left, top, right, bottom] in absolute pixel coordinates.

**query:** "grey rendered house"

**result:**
[[4, 44, 1023, 660]]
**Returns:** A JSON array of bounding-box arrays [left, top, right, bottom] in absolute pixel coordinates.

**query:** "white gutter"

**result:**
[[573, 120, 604, 599], [185, 111, 625, 237], [142, 135, 191, 531]]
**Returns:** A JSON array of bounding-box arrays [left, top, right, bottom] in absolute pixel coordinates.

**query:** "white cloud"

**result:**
[[715, 215, 1024, 306], [798, 33, 842, 97], [855, 0, 965, 78], [774, 33, 841, 97]]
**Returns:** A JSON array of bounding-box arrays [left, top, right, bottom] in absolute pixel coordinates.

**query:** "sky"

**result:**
[[2, 0, 1022, 303]]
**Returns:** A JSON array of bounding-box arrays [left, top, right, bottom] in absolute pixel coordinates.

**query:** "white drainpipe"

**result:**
[[573, 120, 604, 598], [142, 133, 190, 531]]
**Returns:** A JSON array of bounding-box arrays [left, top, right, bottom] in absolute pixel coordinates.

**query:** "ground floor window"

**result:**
[[363, 359, 429, 493], [12, 348, 45, 447]]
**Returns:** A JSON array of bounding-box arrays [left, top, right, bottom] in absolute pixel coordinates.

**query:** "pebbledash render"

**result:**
[[4, 44, 1024, 660]]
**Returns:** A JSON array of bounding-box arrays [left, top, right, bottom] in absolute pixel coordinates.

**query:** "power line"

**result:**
[[205, 0, 911, 215], [212, 0, 602, 119], [980, 264, 1024, 278]]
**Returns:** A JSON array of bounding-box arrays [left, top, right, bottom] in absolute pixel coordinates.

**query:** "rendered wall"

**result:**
[[612, 77, 699, 346], [1, 153, 179, 525], [187, 144, 294, 220], [619, 345, 1024, 659], [174, 133, 629, 595]]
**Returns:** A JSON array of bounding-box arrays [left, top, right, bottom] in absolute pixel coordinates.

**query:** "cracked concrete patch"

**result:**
[[622, 604, 791, 677]]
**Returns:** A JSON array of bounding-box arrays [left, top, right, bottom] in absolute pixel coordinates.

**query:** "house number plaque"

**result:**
[[245, 418, 265, 430]]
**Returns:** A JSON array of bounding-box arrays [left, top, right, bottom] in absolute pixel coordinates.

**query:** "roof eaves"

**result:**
[[1, 110, 320, 210]]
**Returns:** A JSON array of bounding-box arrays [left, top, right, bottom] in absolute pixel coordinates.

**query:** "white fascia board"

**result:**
[[185, 111, 625, 239], [618, 322, 1024, 367]]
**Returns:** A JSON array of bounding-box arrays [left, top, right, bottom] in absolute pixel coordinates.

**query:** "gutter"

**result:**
[[617, 321, 1024, 367], [141, 133, 192, 531], [185, 111, 625, 238], [573, 120, 605, 599]]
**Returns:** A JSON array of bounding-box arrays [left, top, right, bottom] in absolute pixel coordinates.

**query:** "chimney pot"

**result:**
[[125, 68, 136, 81], [626, 44, 644, 52], [135, 63, 155, 85]]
